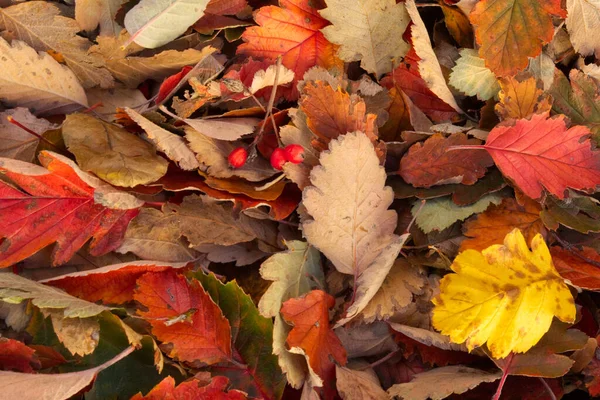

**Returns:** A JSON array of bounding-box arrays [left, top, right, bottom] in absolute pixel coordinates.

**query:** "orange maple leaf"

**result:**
[[131, 376, 247, 400], [237, 0, 341, 99], [551, 246, 600, 291], [280, 290, 347, 381], [134, 270, 232, 365]]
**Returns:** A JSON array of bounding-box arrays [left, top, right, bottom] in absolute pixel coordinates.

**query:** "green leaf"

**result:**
[[192, 271, 286, 400]]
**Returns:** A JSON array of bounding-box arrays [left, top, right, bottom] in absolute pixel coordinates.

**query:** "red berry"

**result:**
[[228, 147, 248, 168], [283, 144, 305, 164], [270, 148, 287, 170]]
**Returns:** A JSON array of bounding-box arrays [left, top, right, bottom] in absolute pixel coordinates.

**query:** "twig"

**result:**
[[252, 56, 283, 151], [539, 378, 558, 400], [359, 349, 401, 370]]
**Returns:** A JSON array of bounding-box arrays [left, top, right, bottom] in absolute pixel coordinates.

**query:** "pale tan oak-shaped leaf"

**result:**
[[0, 38, 88, 116], [62, 113, 168, 187], [75, 0, 127, 36], [0, 1, 114, 89], [124, 0, 210, 49], [387, 366, 502, 400], [0, 108, 57, 161], [336, 365, 387, 400], [117, 208, 197, 262], [302, 132, 404, 326], [566, 0, 600, 58], [249, 64, 295, 94], [124, 108, 199, 171], [405, 0, 462, 114], [319, 0, 410, 77], [358, 259, 426, 323], [42, 309, 99, 356], [259, 241, 324, 388], [449, 49, 500, 101], [0, 346, 134, 400], [90, 35, 217, 88], [185, 126, 276, 182]]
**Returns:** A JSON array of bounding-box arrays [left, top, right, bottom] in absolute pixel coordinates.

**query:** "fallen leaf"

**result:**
[[336, 322, 398, 359], [0, 151, 142, 267], [387, 366, 502, 400], [237, 0, 341, 99], [470, 0, 565, 76], [405, 0, 462, 113], [0, 37, 88, 115], [551, 246, 600, 290], [85, 88, 147, 121], [249, 63, 295, 94], [0, 338, 38, 372], [124, 0, 210, 49], [400, 133, 494, 187], [336, 365, 387, 400], [413, 193, 503, 234], [0, 346, 135, 400], [0, 108, 57, 161], [125, 108, 200, 171], [195, 242, 267, 267], [183, 117, 261, 141], [42, 309, 99, 356], [0, 1, 115, 88], [449, 49, 500, 101], [131, 375, 248, 400], [482, 113, 600, 200], [566, 0, 600, 58], [259, 241, 324, 388], [134, 270, 232, 365], [62, 113, 169, 187], [75, 0, 127, 36], [281, 290, 347, 383], [461, 197, 545, 252], [439, 2, 474, 48], [42, 261, 190, 305], [495, 74, 553, 120], [433, 229, 577, 358], [319, 0, 410, 77]]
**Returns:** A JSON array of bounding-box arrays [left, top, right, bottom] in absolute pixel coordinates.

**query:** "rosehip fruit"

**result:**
[[228, 147, 248, 168], [270, 148, 287, 170], [283, 144, 304, 164]]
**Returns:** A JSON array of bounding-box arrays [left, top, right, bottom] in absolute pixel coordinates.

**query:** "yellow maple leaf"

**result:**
[[432, 229, 576, 359]]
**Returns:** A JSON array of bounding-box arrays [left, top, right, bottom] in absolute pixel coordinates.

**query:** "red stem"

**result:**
[[493, 352, 515, 400], [7, 116, 60, 151], [83, 102, 104, 113]]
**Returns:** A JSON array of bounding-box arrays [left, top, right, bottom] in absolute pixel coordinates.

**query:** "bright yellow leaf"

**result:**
[[432, 229, 576, 359]]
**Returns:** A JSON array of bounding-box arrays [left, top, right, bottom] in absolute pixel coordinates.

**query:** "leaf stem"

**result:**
[[492, 352, 515, 400], [7, 116, 61, 151], [539, 378, 557, 400]]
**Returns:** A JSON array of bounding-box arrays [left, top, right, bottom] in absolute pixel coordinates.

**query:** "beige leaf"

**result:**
[[0, 273, 108, 318], [0, 38, 88, 115], [405, 0, 462, 113], [0, 302, 29, 332], [249, 64, 295, 94], [185, 126, 275, 182], [62, 113, 168, 187], [87, 88, 147, 121], [259, 241, 324, 388], [43, 309, 99, 356], [336, 365, 387, 400], [388, 366, 502, 400], [184, 117, 261, 141], [388, 323, 469, 352], [91, 34, 217, 88], [125, 108, 199, 170], [449, 49, 500, 101], [358, 259, 426, 323], [0, 1, 114, 88], [117, 208, 197, 262], [303, 132, 404, 325], [194, 243, 267, 266], [566, 0, 600, 58], [0, 346, 134, 400], [75, 0, 127, 36], [0, 108, 57, 161], [320, 0, 411, 77]]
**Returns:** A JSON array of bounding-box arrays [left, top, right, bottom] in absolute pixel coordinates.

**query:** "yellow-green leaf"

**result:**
[[432, 229, 576, 359]]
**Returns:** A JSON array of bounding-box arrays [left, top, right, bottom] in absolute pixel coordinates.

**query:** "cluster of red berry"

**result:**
[[227, 144, 304, 170]]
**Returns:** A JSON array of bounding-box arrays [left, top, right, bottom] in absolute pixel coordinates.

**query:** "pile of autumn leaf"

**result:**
[[5, 0, 600, 399]]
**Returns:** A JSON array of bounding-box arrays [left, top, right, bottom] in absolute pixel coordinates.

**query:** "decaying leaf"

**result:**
[[433, 229, 576, 359], [336, 365, 387, 400], [566, 0, 600, 58]]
